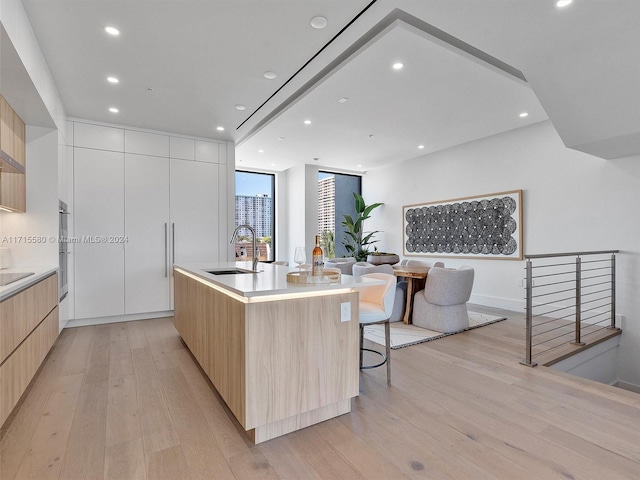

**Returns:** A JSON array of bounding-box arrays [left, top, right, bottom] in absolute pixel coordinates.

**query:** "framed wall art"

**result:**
[[402, 190, 523, 260]]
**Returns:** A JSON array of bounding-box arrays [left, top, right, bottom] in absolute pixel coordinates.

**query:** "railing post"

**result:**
[[572, 255, 585, 346], [610, 253, 617, 329], [520, 259, 537, 366]]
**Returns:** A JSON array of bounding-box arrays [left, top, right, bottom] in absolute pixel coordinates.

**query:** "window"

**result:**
[[235, 171, 275, 262], [318, 171, 361, 259]]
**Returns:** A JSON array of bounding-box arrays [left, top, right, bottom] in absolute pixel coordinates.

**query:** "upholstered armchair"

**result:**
[[324, 257, 356, 275], [352, 262, 406, 323], [412, 266, 475, 333]]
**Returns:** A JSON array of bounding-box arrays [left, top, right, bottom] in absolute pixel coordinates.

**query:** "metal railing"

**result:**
[[521, 250, 620, 367]]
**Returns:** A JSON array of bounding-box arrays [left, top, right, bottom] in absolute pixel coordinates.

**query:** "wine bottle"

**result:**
[[312, 235, 324, 276]]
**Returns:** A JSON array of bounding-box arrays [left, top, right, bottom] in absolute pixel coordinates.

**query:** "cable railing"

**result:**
[[521, 250, 620, 367]]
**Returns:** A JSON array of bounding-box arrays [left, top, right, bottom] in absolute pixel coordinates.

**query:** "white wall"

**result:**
[[550, 336, 620, 385], [275, 169, 288, 263], [284, 164, 320, 265], [363, 120, 640, 386], [0, 126, 58, 267]]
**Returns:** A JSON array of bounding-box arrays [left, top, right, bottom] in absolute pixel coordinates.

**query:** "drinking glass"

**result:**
[[293, 247, 306, 271]]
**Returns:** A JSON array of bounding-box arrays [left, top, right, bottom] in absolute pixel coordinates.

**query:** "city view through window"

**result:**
[[235, 171, 274, 262], [318, 172, 361, 259], [234, 171, 360, 263]]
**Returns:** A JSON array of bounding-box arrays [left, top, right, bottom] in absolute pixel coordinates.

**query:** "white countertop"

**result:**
[[174, 261, 380, 298], [0, 266, 58, 302]]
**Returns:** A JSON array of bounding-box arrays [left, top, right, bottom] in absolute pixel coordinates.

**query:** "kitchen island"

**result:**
[[173, 262, 373, 443]]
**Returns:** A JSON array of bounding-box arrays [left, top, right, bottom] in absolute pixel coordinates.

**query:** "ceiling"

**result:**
[[19, 0, 640, 172]]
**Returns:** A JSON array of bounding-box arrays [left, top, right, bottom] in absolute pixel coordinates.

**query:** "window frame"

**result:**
[[235, 170, 276, 262]]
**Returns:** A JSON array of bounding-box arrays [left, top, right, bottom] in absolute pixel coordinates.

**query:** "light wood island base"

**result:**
[[173, 267, 360, 443]]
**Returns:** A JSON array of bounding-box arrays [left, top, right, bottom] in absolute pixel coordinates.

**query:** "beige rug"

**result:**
[[363, 311, 506, 349]]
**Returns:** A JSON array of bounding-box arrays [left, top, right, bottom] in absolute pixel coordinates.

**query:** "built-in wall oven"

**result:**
[[59, 200, 69, 301]]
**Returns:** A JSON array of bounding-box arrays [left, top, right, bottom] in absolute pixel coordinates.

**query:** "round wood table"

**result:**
[[391, 265, 430, 324]]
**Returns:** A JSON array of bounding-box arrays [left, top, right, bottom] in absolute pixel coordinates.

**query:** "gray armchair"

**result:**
[[412, 266, 474, 333]]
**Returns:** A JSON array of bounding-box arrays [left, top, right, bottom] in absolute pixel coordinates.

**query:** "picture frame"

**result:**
[[402, 190, 523, 260]]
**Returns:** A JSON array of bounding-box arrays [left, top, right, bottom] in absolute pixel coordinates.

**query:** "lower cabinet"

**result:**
[[0, 273, 59, 427]]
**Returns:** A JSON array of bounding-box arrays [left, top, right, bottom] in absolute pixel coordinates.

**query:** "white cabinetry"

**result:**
[[73, 147, 125, 318], [74, 122, 124, 151], [71, 123, 229, 322], [124, 153, 170, 314], [170, 159, 219, 264], [125, 130, 169, 157]]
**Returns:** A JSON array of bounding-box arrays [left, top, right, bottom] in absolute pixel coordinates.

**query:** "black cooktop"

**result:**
[[0, 271, 35, 286]]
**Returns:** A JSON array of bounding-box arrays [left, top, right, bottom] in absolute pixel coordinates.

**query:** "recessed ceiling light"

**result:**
[[304, 120, 312, 125], [418, 145, 425, 149], [270, 163, 276, 166], [338, 97, 349, 104], [556, 0, 573, 7], [310, 16, 328, 29], [235, 104, 246, 111], [357, 164, 363, 168], [519, 112, 529, 118], [216, 126, 224, 131], [109, 107, 119, 113], [264, 71, 277, 79], [107, 76, 119, 84], [392, 62, 404, 70], [258, 149, 264, 153], [104, 26, 120, 36]]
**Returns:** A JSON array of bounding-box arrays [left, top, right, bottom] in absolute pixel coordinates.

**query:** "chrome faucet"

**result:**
[[230, 224, 258, 272]]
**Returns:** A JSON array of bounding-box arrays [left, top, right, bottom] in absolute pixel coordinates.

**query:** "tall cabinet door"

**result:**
[[170, 159, 219, 264], [125, 153, 170, 314], [74, 148, 125, 319]]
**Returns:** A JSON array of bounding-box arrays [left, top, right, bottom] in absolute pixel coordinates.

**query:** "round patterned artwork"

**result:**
[[404, 194, 520, 257]]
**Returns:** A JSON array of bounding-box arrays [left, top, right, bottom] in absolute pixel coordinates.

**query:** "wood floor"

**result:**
[[1, 308, 639, 480]]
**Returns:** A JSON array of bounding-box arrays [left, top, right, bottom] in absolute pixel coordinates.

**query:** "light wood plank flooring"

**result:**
[[1, 309, 639, 479]]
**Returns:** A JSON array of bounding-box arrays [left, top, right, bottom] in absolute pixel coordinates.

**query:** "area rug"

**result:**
[[363, 311, 507, 349]]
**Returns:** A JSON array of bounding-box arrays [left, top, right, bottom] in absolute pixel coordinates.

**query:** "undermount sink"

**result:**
[[206, 268, 256, 275]]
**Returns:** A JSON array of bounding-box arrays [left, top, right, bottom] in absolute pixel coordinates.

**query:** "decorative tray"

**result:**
[[286, 270, 341, 284]]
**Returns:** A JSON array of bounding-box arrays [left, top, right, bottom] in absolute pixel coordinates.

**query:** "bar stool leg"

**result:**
[[359, 324, 364, 368], [385, 321, 391, 385]]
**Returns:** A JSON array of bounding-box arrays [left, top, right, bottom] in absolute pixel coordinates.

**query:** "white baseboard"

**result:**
[[469, 293, 523, 313], [65, 310, 174, 328]]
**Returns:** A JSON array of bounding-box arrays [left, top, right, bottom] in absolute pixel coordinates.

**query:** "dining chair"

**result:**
[[358, 272, 397, 386], [412, 266, 474, 333]]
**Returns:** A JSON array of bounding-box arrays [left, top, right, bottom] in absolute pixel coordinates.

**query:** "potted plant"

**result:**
[[341, 193, 383, 262]]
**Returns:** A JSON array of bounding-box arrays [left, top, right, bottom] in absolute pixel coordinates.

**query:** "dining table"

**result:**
[[392, 264, 430, 324]]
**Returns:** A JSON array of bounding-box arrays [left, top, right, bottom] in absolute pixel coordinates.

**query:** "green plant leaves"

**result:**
[[341, 193, 383, 261]]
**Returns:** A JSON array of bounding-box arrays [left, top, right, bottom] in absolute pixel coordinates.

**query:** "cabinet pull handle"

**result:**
[[172, 223, 175, 265], [164, 223, 168, 277]]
